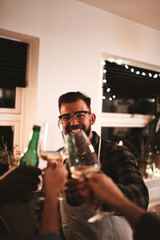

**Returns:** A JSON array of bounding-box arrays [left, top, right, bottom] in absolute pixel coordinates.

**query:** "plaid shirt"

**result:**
[[92, 131, 149, 210]]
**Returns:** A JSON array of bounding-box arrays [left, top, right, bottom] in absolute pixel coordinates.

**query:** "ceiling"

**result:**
[[77, 0, 160, 31]]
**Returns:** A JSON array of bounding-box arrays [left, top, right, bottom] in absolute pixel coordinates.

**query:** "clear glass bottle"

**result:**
[[20, 125, 40, 166]]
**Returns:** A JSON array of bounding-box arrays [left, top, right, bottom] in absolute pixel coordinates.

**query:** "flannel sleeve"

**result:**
[[112, 145, 149, 210], [101, 141, 149, 210]]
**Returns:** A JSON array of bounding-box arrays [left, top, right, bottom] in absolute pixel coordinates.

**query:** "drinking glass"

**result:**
[[39, 121, 68, 201], [67, 130, 100, 179], [39, 122, 66, 164], [66, 130, 114, 222]]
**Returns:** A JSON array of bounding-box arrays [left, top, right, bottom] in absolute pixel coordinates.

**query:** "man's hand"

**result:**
[[65, 178, 86, 205], [0, 166, 41, 204]]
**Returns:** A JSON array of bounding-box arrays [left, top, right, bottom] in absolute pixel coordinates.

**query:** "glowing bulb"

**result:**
[[125, 65, 129, 69], [154, 74, 158, 78], [142, 72, 146, 76], [136, 71, 140, 75], [102, 61, 106, 65], [103, 79, 107, 83], [106, 88, 111, 92], [118, 141, 123, 146], [113, 95, 116, 98], [103, 69, 107, 73], [109, 97, 112, 101], [149, 73, 152, 77], [102, 96, 106, 99], [131, 68, 134, 72]]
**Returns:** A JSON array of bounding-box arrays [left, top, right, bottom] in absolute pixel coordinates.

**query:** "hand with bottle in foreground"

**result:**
[[0, 166, 41, 204]]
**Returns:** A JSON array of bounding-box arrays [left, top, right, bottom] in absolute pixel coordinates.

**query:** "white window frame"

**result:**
[[0, 29, 39, 154]]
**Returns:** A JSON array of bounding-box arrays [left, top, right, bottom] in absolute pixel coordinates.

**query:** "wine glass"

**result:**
[[66, 130, 114, 222], [67, 130, 100, 179], [67, 130, 115, 222], [39, 121, 68, 200], [39, 122, 66, 164]]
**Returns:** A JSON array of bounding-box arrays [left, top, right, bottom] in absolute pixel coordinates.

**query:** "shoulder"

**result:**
[[101, 138, 130, 155]]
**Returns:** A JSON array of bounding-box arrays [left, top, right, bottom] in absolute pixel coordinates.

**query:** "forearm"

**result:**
[[114, 196, 145, 228], [101, 187, 145, 228], [40, 195, 59, 236]]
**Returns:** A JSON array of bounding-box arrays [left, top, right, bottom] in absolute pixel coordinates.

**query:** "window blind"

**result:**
[[103, 61, 160, 99], [0, 37, 28, 88]]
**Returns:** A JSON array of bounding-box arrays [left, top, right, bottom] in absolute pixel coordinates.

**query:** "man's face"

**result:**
[[59, 99, 96, 140]]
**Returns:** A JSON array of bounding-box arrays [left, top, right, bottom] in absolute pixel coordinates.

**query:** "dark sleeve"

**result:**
[[115, 146, 149, 209], [101, 143, 149, 210], [134, 212, 160, 240], [31, 233, 61, 240]]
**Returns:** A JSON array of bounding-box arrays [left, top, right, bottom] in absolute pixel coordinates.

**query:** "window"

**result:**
[[102, 60, 159, 115], [100, 54, 160, 156], [0, 29, 39, 154]]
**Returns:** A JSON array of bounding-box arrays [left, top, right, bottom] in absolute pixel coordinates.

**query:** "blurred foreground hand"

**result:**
[[0, 166, 41, 204]]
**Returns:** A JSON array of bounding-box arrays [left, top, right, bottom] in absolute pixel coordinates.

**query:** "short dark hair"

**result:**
[[58, 91, 91, 111]]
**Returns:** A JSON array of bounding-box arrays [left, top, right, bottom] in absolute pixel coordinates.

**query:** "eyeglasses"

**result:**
[[59, 111, 91, 122]]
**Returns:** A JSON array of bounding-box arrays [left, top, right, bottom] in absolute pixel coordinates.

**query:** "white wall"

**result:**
[[0, 0, 160, 149]]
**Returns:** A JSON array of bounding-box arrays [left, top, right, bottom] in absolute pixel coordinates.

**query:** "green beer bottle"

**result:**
[[20, 125, 41, 166]]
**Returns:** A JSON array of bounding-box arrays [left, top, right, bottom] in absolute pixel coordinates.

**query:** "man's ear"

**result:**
[[91, 113, 96, 125], [58, 120, 62, 130]]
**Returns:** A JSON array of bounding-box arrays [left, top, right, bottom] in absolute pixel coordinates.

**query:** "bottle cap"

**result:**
[[33, 125, 41, 131]]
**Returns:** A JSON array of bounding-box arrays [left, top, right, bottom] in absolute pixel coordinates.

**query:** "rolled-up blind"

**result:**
[[103, 61, 160, 98], [0, 37, 28, 88]]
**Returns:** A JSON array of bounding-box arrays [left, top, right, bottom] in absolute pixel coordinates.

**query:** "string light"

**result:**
[[154, 74, 158, 78], [125, 65, 129, 69], [102, 60, 160, 102], [103, 59, 160, 79]]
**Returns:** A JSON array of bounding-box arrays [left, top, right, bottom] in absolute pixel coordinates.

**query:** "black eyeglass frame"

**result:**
[[58, 111, 91, 120]]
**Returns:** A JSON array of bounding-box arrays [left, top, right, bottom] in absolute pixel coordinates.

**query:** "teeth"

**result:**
[[71, 129, 81, 134]]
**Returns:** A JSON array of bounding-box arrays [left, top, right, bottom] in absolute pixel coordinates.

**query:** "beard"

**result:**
[[85, 125, 91, 137], [65, 122, 92, 137]]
